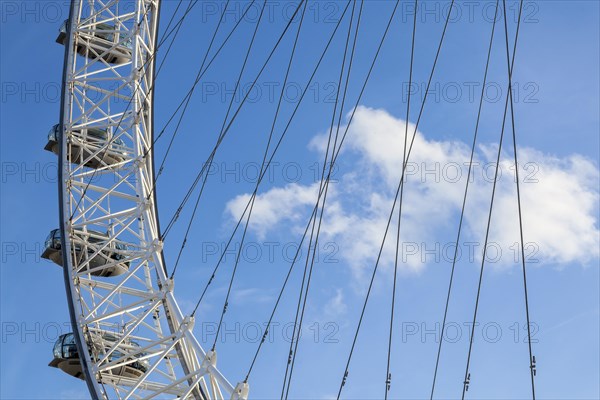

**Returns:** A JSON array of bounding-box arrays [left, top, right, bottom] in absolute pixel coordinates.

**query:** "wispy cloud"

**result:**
[[323, 288, 347, 318], [231, 287, 274, 305]]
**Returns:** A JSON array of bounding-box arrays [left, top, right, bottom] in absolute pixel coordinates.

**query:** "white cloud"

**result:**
[[225, 183, 320, 240], [323, 288, 347, 317], [226, 106, 600, 280], [231, 287, 273, 305], [485, 149, 600, 266]]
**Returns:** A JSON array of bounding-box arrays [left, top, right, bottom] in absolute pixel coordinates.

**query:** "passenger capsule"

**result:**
[[44, 124, 127, 168], [56, 19, 132, 64], [49, 333, 149, 380], [41, 229, 130, 277]]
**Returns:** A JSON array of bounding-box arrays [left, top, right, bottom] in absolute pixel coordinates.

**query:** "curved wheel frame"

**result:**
[[55, 1, 246, 398]]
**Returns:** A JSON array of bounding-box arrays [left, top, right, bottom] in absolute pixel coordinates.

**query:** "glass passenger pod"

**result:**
[[48, 333, 83, 379], [56, 19, 132, 64], [41, 229, 130, 277], [49, 333, 149, 380], [44, 124, 127, 168]]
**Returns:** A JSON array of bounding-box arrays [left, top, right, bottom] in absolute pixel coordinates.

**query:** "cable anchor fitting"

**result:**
[[464, 372, 471, 392], [178, 315, 195, 334], [202, 350, 217, 369], [231, 381, 249, 400]]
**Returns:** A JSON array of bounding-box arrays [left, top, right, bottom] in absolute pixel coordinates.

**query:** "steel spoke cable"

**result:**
[[214, 0, 309, 301], [281, 0, 359, 389], [158, 0, 303, 238], [385, 1, 418, 398], [337, 2, 455, 398], [155, 0, 199, 82], [150, 0, 259, 193], [146, 2, 265, 245], [160, 0, 309, 239], [501, 0, 535, 397], [156, 0, 249, 188], [211, 0, 310, 353], [282, 2, 361, 398], [197, 0, 308, 290], [204, 1, 270, 350], [155, 0, 226, 82], [246, 1, 363, 376], [331, 0, 363, 149], [233, 0, 402, 385], [281, 122, 339, 399], [157, 0, 232, 185], [281, 153, 332, 400], [337, 134, 403, 400], [290, 0, 400, 396], [282, 178, 335, 399], [209, 0, 351, 350], [157, 0, 197, 48], [188, 0, 354, 320], [429, 1, 499, 398], [177, 0, 266, 200], [284, 2, 364, 390], [156, 0, 183, 45], [155, 0, 256, 138], [281, 134, 332, 400], [246, 191, 320, 380], [167, 0, 252, 280], [460, 2, 523, 398]]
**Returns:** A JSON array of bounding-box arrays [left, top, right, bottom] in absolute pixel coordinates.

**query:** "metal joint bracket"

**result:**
[[202, 350, 217, 369], [159, 278, 174, 297], [133, 155, 145, 170], [179, 315, 195, 334], [130, 69, 141, 83], [150, 238, 163, 254], [231, 381, 249, 400], [139, 196, 152, 212]]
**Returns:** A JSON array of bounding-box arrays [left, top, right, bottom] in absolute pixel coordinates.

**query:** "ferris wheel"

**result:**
[[41, 0, 246, 398], [40, 0, 537, 399]]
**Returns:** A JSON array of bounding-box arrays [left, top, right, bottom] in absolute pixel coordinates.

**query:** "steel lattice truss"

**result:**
[[55, 0, 247, 398]]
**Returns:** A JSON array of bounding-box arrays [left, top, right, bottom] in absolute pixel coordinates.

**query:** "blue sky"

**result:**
[[1, 0, 599, 399]]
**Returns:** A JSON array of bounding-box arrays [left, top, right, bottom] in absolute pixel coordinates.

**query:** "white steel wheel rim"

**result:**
[[55, 1, 241, 399]]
